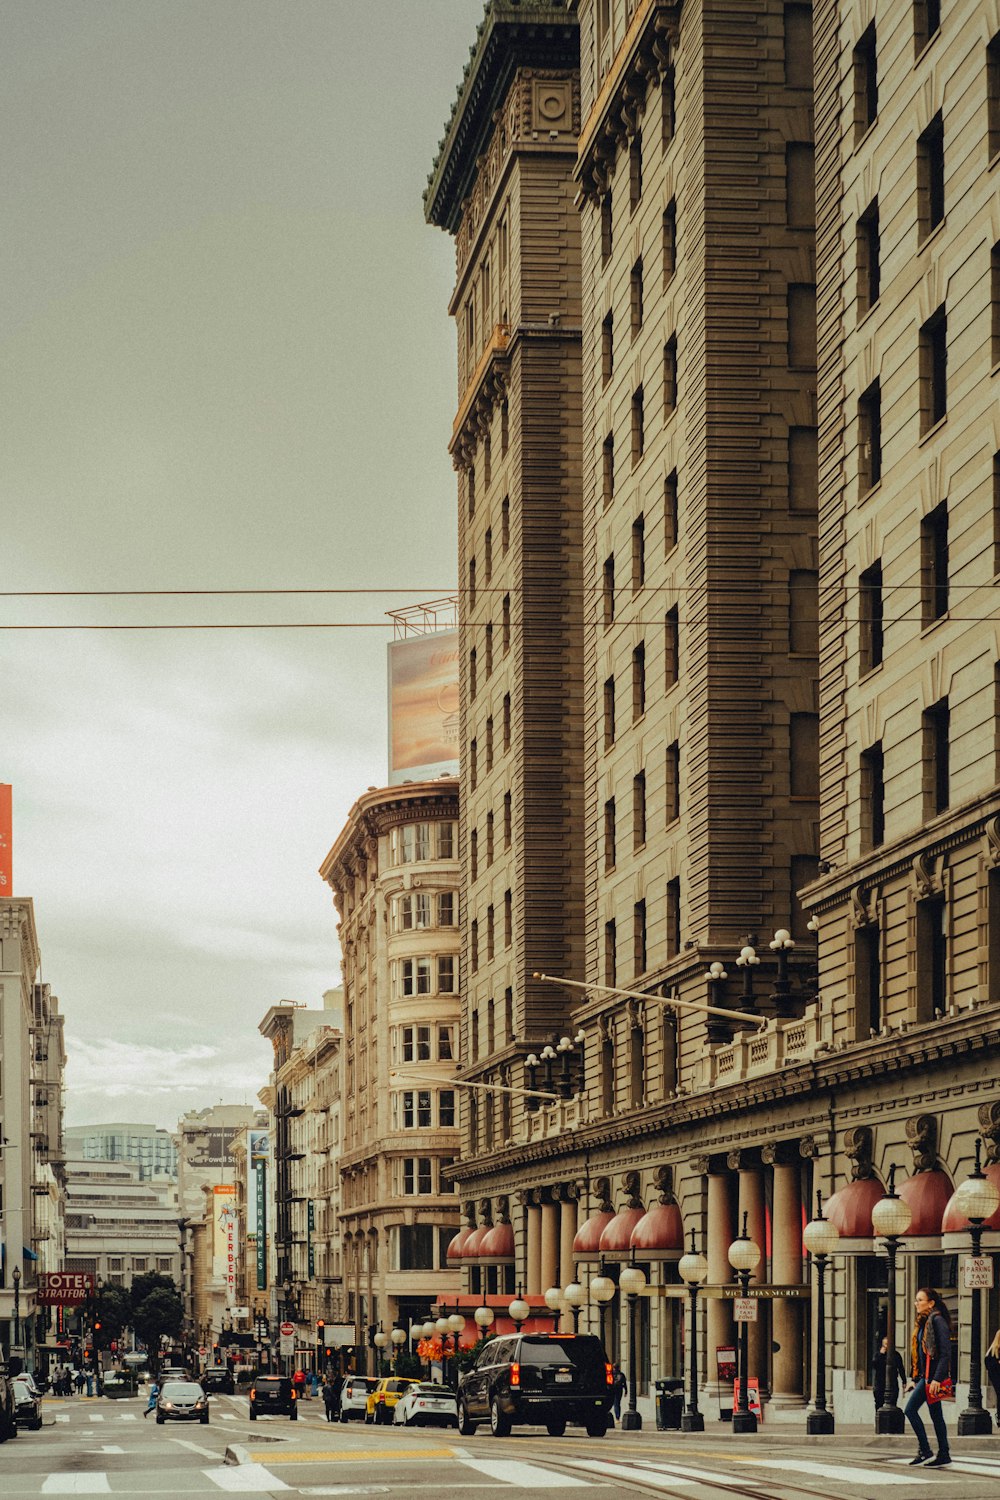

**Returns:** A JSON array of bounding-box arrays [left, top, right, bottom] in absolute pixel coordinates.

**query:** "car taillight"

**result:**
[[605, 1363, 613, 1386], [510, 1362, 520, 1387], [290, 1389, 296, 1400], [250, 1389, 256, 1400]]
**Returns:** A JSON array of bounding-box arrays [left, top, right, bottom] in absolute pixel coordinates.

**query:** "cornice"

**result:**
[[451, 322, 582, 469]]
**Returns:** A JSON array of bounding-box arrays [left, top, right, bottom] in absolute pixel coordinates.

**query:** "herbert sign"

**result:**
[[37, 1272, 96, 1306]]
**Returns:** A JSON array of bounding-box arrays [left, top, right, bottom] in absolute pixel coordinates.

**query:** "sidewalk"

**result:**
[[623, 1413, 1000, 1452]]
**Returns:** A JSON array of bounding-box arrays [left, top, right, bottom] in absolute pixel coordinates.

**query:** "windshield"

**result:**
[[414, 1384, 454, 1396], [520, 1337, 606, 1374], [161, 1382, 203, 1398]]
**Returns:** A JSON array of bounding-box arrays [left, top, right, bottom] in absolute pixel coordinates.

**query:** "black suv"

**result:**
[[457, 1333, 612, 1437], [200, 1365, 235, 1394], [248, 1374, 298, 1420]]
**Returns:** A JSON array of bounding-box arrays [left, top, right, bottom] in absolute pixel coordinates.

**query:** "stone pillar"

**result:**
[[766, 1148, 805, 1406], [733, 1154, 767, 1394], [541, 1197, 560, 1294], [705, 1163, 735, 1389], [526, 1200, 542, 1296], [559, 1193, 577, 1331]]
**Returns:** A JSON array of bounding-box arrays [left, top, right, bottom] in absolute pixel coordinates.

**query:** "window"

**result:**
[[602, 433, 615, 505], [633, 900, 647, 977], [486, 810, 494, 864], [393, 822, 433, 864], [788, 570, 819, 655], [787, 283, 817, 368], [604, 919, 617, 987], [855, 923, 882, 1037], [630, 258, 643, 335], [923, 698, 950, 815], [662, 199, 676, 284], [859, 561, 884, 672], [920, 307, 947, 431], [503, 790, 512, 847], [402, 1090, 432, 1129], [438, 892, 455, 926], [631, 387, 644, 465], [664, 606, 679, 687], [785, 4, 813, 89], [786, 143, 815, 228], [601, 1030, 615, 1114], [632, 643, 646, 719], [398, 1224, 435, 1270], [663, 335, 677, 414], [664, 470, 678, 550], [989, 32, 1000, 161], [502, 593, 510, 653], [502, 691, 511, 749], [995, 453, 1000, 575], [484, 526, 492, 581], [603, 555, 615, 626], [485, 623, 493, 676], [402, 958, 432, 996], [789, 426, 818, 511], [501, 399, 509, 454], [483, 431, 492, 488], [440, 1090, 456, 1128], [916, 896, 947, 1022], [501, 496, 510, 552], [629, 131, 642, 209], [917, 112, 945, 239], [857, 199, 880, 315], [992, 242, 1000, 366], [402, 1025, 432, 1063], [487, 904, 495, 960], [437, 956, 456, 994], [662, 64, 676, 145], [469, 647, 477, 699], [437, 1024, 454, 1061], [470, 828, 478, 881], [665, 741, 680, 824], [921, 501, 949, 623], [853, 24, 878, 140], [469, 738, 477, 791], [438, 822, 455, 858], [861, 742, 885, 850], [398, 893, 431, 930], [601, 191, 613, 264], [602, 311, 614, 385], [468, 557, 476, 610], [914, 1, 940, 57], [402, 1158, 433, 1195], [468, 464, 475, 519], [604, 798, 617, 872], [633, 770, 647, 849], [486, 716, 494, 771], [471, 919, 479, 971], [666, 877, 681, 958], [789, 713, 820, 797], [858, 381, 882, 492]]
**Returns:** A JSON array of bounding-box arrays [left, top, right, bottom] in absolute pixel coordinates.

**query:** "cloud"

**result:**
[[66, 1036, 268, 1124]]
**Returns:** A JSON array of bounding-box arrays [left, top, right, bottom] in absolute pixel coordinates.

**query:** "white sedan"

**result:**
[[392, 1382, 458, 1429]]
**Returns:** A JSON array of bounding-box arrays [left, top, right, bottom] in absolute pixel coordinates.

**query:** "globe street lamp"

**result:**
[[728, 1212, 761, 1435], [563, 1281, 586, 1333], [390, 1326, 406, 1372], [677, 1230, 708, 1433], [954, 1138, 1000, 1436], [12, 1265, 21, 1354], [769, 928, 797, 1019], [474, 1303, 495, 1347], [619, 1256, 647, 1432], [803, 1191, 840, 1435], [508, 1290, 530, 1332], [589, 1273, 615, 1349], [543, 1285, 564, 1328], [871, 1165, 911, 1435], [373, 1327, 388, 1379]]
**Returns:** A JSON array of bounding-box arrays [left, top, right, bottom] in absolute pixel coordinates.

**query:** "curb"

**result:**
[[224, 1444, 251, 1467]]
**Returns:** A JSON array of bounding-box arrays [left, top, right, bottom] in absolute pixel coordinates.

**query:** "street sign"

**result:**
[[37, 1272, 96, 1306], [963, 1256, 994, 1289], [279, 1333, 295, 1356], [733, 1298, 758, 1323], [279, 1321, 294, 1337]]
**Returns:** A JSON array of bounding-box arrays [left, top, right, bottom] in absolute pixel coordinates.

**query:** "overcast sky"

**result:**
[[1, 0, 479, 1126]]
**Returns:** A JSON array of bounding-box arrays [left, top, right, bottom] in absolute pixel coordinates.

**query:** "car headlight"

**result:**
[[161, 1401, 176, 1411]]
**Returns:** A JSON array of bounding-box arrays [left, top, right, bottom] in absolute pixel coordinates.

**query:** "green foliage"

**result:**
[[131, 1283, 184, 1363], [392, 1350, 422, 1379], [92, 1283, 131, 1344], [454, 1333, 492, 1376], [128, 1271, 178, 1316]]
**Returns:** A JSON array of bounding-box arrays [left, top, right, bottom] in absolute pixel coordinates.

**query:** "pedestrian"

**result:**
[[144, 1380, 159, 1418], [903, 1286, 953, 1468], [84, 1367, 94, 1398], [322, 1374, 340, 1423], [985, 1328, 1000, 1423], [309, 1370, 320, 1400], [74, 1368, 86, 1397], [292, 1367, 307, 1403], [611, 1362, 627, 1424], [871, 1335, 906, 1412]]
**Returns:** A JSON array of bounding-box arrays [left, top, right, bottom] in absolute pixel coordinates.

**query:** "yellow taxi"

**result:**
[[365, 1376, 420, 1425]]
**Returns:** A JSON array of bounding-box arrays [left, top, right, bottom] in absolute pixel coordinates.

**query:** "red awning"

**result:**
[[446, 1228, 472, 1263], [572, 1210, 614, 1256], [462, 1226, 490, 1261], [479, 1221, 515, 1264], [629, 1201, 684, 1257], [942, 1162, 1000, 1233], [824, 1177, 885, 1237], [899, 1169, 954, 1235], [599, 1207, 645, 1257]]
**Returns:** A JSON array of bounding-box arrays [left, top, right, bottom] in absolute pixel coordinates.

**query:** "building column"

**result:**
[[766, 1147, 805, 1406], [733, 1153, 768, 1395], [705, 1162, 735, 1393], [526, 1200, 542, 1296], [540, 1196, 560, 1296], [559, 1191, 577, 1331]]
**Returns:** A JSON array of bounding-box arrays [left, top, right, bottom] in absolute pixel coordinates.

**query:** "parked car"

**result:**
[[457, 1333, 612, 1438], [248, 1374, 297, 1421], [393, 1382, 458, 1429], [155, 1380, 209, 1424], [200, 1365, 235, 1394], [338, 1375, 377, 1422], [365, 1376, 420, 1425], [0, 1371, 19, 1442], [12, 1377, 43, 1431]]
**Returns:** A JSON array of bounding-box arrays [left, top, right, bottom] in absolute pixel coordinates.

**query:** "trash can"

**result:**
[[655, 1377, 684, 1430]]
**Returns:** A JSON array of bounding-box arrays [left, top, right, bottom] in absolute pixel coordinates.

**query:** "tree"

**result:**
[[91, 1283, 131, 1347], [130, 1277, 184, 1367]]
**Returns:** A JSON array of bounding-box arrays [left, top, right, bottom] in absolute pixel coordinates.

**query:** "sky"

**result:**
[[1, 0, 480, 1126]]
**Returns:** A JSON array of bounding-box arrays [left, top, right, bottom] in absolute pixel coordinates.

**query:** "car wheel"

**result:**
[[585, 1412, 608, 1437], [201, 1415, 209, 1425], [339, 1410, 348, 1423], [457, 1400, 477, 1437], [489, 1397, 511, 1438], [545, 1416, 566, 1437], [32, 1419, 43, 1432], [155, 1414, 165, 1426]]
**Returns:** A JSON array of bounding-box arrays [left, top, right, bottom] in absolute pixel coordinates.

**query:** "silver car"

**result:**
[[155, 1379, 209, 1425]]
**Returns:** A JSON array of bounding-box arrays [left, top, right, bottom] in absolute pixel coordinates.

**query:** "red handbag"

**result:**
[[925, 1353, 954, 1403]]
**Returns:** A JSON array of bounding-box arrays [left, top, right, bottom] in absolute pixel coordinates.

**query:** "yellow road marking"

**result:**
[[251, 1447, 455, 1464]]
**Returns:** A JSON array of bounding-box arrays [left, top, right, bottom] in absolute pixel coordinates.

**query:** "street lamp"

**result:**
[[871, 1165, 911, 1435], [563, 1281, 586, 1333], [373, 1326, 388, 1377], [619, 1255, 647, 1432], [589, 1273, 615, 1349], [769, 928, 797, 1019], [735, 945, 760, 1019], [678, 1231, 708, 1433], [543, 1286, 563, 1328], [508, 1287, 530, 1331], [473, 1303, 495, 1345], [803, 1191, 840, 1435], [728, 1212, 761, 1435], [390, 1326, 406, 1371], [954, 1138, 1000, 1436]]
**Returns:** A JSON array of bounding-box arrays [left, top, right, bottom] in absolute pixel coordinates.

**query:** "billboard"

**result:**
[[247, 1129, 270, 1293], [184, 1129, 242, 1168], [387, 630, 459, 785], [212, 1185, 238, 1306], [0, 783, 11, 894], [37, 1272, 95, 1306]]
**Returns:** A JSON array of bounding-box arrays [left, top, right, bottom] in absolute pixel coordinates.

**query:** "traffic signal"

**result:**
[[316, 1319, 325, 1334], [325, 1346, 333, 1359]]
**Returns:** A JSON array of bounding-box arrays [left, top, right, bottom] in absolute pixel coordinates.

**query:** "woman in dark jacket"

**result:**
[[903, 1287, 952, 1467]]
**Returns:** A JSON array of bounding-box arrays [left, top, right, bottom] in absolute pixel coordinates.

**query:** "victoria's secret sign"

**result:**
[[37, 1272, 96, 1306]]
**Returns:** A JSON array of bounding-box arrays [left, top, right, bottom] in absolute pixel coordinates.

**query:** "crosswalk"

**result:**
[[52, 1410, 240, 1424]]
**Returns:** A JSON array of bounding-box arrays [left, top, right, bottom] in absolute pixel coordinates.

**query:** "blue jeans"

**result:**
[[904, 1379, 950, 1457]]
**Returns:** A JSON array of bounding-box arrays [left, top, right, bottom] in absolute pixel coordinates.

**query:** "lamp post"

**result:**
[[872, 1165, 911, 1435], [803, 1191, 840, 1435], [12, 1265, 22, 1353], [728, 1212, 761, 1434], [678, 1230, 708, 1433], [508, 1290, 529, 1333], [705, 962, 730, 1044], [373, 1326, 388, 1378], [619, 1256, 647, 1432], [446, 1313, 465, 1387], [735, 945, 760, 1020], [955, 1139, 1000, 1436], [390, 1326, 406, 1372], [473, 1302, 495, 1347], [543, 1285, 563, 1329], [563, 1281, 586, 1333], [769, 928, 797, 1019], [589, 1273, 615, 1348]]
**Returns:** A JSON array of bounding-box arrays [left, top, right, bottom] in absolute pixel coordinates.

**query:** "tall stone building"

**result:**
[[427, 0, 1000, 1425]]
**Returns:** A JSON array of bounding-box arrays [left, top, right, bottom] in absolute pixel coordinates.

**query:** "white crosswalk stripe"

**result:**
[[41, 1476, 112, 1494], [203, 1466, 290, 1492], [53, 1411, 70, 1422], [457, 1456, 592, 1488], [86, 1413, 105, 1422]]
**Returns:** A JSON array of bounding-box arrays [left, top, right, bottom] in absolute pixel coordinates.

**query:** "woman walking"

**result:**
[[903, 1286, 953, 1467]]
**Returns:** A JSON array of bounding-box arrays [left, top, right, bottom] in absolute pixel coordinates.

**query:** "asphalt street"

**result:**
[[1, 1394, 1000, 1499]]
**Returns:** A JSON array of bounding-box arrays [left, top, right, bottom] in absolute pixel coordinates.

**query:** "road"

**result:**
[[2, 1393, 999, 1498]]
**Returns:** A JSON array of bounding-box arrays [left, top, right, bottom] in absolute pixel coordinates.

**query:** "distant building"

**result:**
[[63, 1159, 180, 1289], [65, 1123, 178, 1180]]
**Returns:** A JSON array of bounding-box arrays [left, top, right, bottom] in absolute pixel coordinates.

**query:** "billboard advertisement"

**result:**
[[184, 1128, 242, 1168], [212, 1185, 238, 1306], [0, 783, 11, 894], [37, 1272, 95, 1306], [248, 1129, 270, 1293], [387, 630, 459, 785]]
